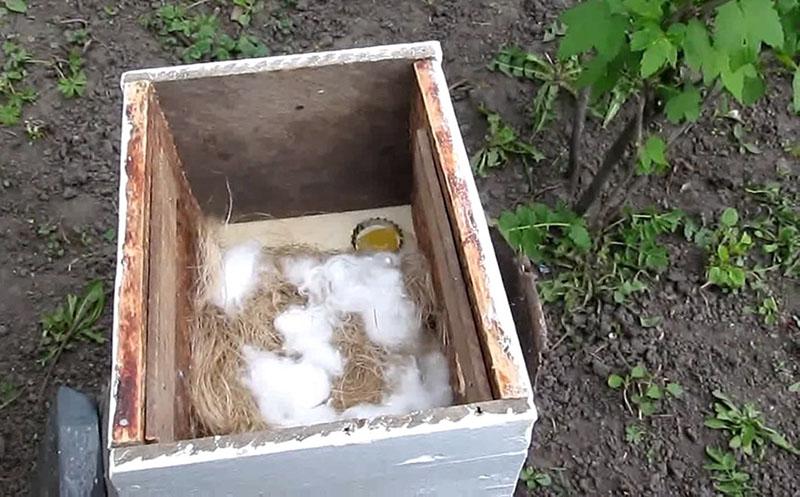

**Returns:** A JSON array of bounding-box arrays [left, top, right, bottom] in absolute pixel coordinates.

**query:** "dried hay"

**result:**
[[189, 219, 439, 436]]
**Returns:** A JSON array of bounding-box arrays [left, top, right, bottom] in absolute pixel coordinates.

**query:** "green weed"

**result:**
[[0, 378, 21, 410], [146, 3, 267, 63], [231, 0, 263, 27], [704, 447, 753, 497], [607, 364, 683, 418], [56, 50, 87, 99], [499, 204, 683, 309], [490, 47, 579, 133], [470, 106, 543, 178], [625, 424, 646, 445], [39, 281, 106, 368], [0, 41, 37, 126], [698, 208, 753, 291], [519, 467, 552, 491], [747, 185, 800, 278], [705, 390, 799, 458], [36, 222, 65, 258]]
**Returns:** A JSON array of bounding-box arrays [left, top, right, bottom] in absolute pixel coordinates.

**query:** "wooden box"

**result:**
[[107, 41, 536, 497]]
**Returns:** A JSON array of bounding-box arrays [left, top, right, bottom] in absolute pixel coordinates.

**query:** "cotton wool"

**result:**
[[241, 345, 335, 428], [273, 305, 343, 377], [213, 240, 262, 314]]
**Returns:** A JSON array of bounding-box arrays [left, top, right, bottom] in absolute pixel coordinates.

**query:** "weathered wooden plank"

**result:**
[[413, 59, 529, 400], [112, 81, 153, 446], [144, 106, 179, 443], [410, 124, 492, 404], [110, 399, 532, 497]]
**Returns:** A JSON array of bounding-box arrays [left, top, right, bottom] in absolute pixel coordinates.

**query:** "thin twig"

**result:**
[[58, 18, 88, 25], [567, 86, 591, 195], [574, 96, 655, 215]]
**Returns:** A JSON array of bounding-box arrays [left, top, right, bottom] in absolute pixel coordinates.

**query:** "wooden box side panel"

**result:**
[[410, 91, 492, 404], [144, 92, 203, 444], [109, 401, 533, 497], [110, 81, 153, 447], [413, 60, 533, 401]]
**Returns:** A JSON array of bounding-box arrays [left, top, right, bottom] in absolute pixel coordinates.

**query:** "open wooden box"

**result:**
[[107, 42, 536, 497]]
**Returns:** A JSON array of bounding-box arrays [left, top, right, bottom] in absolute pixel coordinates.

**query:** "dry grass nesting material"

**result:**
[[189, 219, 439, 437]]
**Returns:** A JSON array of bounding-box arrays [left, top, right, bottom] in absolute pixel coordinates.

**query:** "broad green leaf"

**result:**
[[608, 374, 624, 388], [640, 37, 675, 77], [631, 364, 647, 379], [639, 400, 657, 416], [741, 0, 785, 49], [682, 20, 714, 73], [559, 0, 626, 60], [639, 315, 662, 328], [3, 0, 27, 13], [715, 1, 747, 51], [666, 383, 684, 397], [623, 0, 664, 19], [705, 418, 728, 429], [568, 223, 591, 250], [630, 24, 662, 51], [790, 382, 800, 393], [646, 384, 663, 399], [643, 135, 667, 165], [769, 432, 799, 453], [559, 0, 606, 58], [721, 207, 739, 227], [665, 86, 701, 123], [793, 67, 800, 113]]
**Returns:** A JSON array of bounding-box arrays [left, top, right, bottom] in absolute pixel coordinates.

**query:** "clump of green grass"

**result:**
[[704, 447, 753, 497], [470, 106, 543, 180], [0, 41, 37, 126], [145, 3, 267, 63], [499, 204, 683, 310], [607, 364, 683, 418], [39, 281, 106, 368], [705, 390, 799, 458]]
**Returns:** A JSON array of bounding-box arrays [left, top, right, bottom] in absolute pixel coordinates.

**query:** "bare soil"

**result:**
[[1, 1, 797, 496]]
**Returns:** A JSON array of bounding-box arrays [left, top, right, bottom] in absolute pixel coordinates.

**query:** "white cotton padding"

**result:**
[[273, 305, 343, 376], [241, 345, 334, 427], [321, 254, 422, 351], [213, 240, 262, 313], [342, 351, 452, 420]]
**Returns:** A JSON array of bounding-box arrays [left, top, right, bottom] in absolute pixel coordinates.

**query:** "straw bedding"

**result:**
[[189, 219, 440, 436]]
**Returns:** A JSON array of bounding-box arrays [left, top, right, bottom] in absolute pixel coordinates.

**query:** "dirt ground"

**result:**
[[1, 1, 798, 496]]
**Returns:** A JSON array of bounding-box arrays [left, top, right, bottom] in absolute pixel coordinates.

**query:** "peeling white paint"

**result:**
[[111, 407, 533, 474], [120, 41, 442, 86], [397, 454, 447, 465]]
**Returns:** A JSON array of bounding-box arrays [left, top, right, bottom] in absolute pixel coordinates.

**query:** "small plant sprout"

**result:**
[[704, 446, 753, 497], [231, 0, 263, 27], [519, 467, 552, 491], [625, 424, 646, 445], [789, 382, 800, 393], [747, 185, 800, 278], [0, 378, 21, 410], [757, 295, 779, 325], [56, 50, 88, 98], [470, 106, 543, 184], [705, 390, 800, 458], [607, 364, 683, 418], [703, 208, 753, 291], [0, 41, 37, 127], [39, 280, 106, 368]]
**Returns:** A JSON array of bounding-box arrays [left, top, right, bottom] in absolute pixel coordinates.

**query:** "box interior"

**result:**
[[131, 59, 496, 446]]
